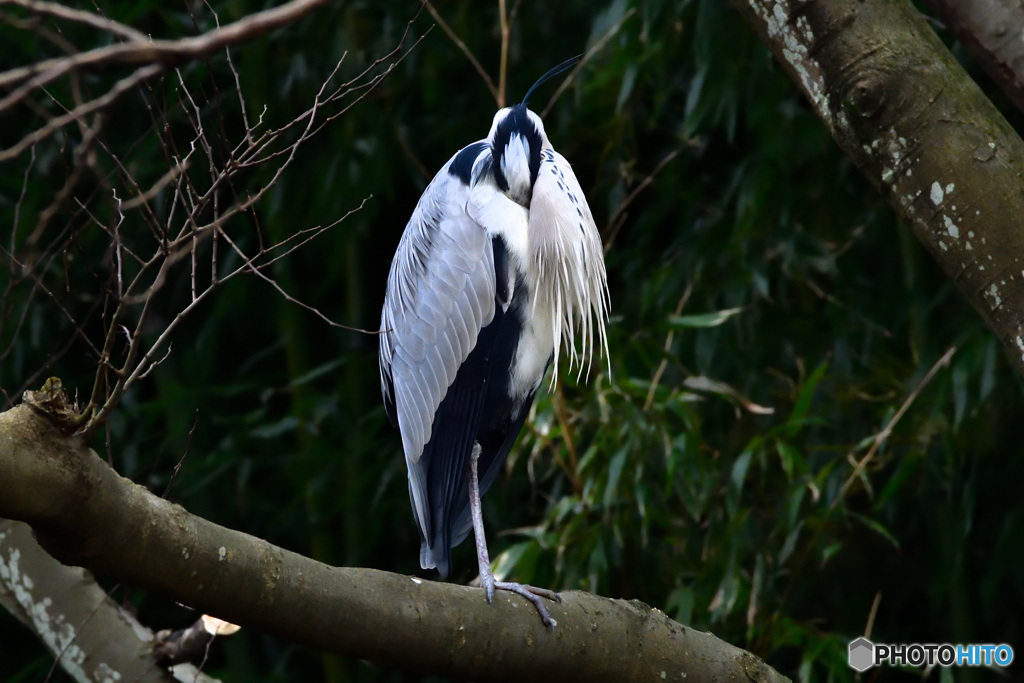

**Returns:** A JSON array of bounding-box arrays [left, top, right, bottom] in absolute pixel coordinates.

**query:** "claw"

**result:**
[[493, 581, 558, 627]]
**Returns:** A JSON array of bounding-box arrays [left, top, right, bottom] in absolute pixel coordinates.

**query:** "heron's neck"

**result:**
[[527, 227, 604, 383]]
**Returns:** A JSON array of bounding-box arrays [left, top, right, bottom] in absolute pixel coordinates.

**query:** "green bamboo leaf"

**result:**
[[684, 376, 774, 414], [778, 359, 829, 438], [665, 586, 695, 625], [786, 485, 806, 530], [776, 440, 802, 480], [492, 541, 534, 583], [287, 358, 345, 389], [667, 306, 743, 328], [731, 442, 757, 492], [249, 416, 300, 439], [603, 447, 629, 509], [849, 512, 901, 549], [779, 521, 804, 564], [820, 542, 842, 566], [876, 453, 922, 509]]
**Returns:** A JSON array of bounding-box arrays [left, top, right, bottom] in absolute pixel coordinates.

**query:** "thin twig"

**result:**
[[111, 188, 124, 299], [644, 284, 693, 411], [11, 145, 35, 252], [29, 115, 104, 247], [498, 0, 509, 108], [257, 195, 373, 267], [421, 0, 499, 105], [864, 591, 881, 639], [833, 346, 957, 507], [605, 148, 683, 252], [3, 0, 411, 441], [0, 245, 102, 360], [42, 582, 123, 683], [163, 411, 199, 498], [215, 219, 380, 334], [1, 64, 161, 162], [551, 381, 581, 492], [540, 7, 637, 118], [120, 158, 190, 211]]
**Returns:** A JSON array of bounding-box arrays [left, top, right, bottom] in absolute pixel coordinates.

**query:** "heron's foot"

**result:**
[[499, 582, 561, 603], [482, 577, 560, 627]]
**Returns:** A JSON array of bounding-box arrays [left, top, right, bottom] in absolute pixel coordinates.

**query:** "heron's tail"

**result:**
[[420, 537, 453, 578]]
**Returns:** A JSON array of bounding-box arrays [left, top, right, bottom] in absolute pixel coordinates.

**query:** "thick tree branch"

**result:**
[[0, 520, 214, 682], [922, 0, 1024, 114], [732, 0, 1024, 380], [0, 397, 790, 683]]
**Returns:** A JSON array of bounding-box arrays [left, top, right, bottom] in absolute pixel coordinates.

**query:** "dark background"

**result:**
[[1, 0, 1021, 680]]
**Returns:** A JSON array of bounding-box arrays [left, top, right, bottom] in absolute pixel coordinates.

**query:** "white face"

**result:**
[[488, 106, 551, 206], [500, 134, 533, 202]]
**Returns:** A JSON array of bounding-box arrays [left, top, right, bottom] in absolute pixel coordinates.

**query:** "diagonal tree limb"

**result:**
[[0, 520, 215, 682], [0, 0, 330, 91], [1, 64, 161, 162], [0, 0, 148, 42], [921, 0, 1024, 115], [0, 394, 790, 683], [731, 0, 1024, 381]]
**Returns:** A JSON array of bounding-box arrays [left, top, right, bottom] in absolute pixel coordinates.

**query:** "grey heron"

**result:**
[[379, 57, 609, 627]]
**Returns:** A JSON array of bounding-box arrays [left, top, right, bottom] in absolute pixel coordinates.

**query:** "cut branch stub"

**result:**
[[22, 377, 82, 434]]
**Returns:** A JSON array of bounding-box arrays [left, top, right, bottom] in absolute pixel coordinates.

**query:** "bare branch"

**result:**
[[605, 147, 683, 253], [0, 402, 792, 683], [11, 144, 34, 252], [29, 114, 104, 246], [0, 0, 148, 42], [1, 0, 414, 454], [0, 0, 330, 91], [1, 64, 161, 162], [498, 0, 509, 107], [213, 195, 378, 334], [421, 0, 499, 105]]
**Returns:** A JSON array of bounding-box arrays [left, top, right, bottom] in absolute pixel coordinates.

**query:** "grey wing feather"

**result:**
[[379, 151, 496, 547]]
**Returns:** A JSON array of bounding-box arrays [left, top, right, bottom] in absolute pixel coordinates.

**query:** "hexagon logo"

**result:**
[[848, 637, 875, 672]]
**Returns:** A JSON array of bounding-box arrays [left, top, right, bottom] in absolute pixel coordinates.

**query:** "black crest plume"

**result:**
[[490, 55, 582, 195], [520, 55, 581, 107]]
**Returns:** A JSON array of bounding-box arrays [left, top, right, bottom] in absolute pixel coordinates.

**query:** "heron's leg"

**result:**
[[469, 446, 495, 600], [468, 446, 560, 627]]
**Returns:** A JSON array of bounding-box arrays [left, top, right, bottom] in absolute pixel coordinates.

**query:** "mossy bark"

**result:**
[[733, 0, 1024, 378]]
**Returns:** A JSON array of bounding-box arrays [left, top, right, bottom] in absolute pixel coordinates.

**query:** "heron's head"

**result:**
[[488, 105, 548, 207], [486, 56, 579, 207]]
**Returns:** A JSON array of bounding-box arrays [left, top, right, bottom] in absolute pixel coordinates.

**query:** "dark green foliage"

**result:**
[[2, 1, 1022, 681]]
